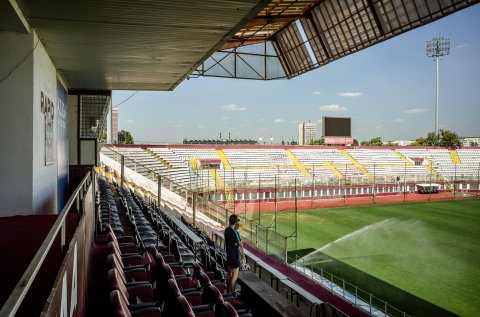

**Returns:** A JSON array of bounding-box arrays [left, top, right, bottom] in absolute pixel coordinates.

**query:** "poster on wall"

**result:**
[[41, 91, 54, 165], [57, 78, 69, 212]]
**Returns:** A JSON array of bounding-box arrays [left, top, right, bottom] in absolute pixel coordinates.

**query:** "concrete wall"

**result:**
[[32, 31, 58, 214], [80, 140, 96, 165], [0, 30, 62, 215], [0, 31, 34, 214]]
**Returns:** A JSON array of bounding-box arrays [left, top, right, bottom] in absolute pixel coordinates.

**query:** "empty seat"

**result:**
[[110, 289, 162, 317], [177, 295, 215, 317]]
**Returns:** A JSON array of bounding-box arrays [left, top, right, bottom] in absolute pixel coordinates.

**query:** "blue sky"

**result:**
[[113, 4, 480, 144]]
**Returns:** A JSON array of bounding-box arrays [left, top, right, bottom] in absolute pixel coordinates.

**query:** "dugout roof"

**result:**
[[1, 0, 478, 90]]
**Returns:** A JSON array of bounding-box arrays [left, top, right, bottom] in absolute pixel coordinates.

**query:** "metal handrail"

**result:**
[[291, 256, 412, 317], [0, 170, 92, 317]]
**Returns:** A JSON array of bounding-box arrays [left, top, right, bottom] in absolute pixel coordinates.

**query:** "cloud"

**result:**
[[274, 118, 285, 123], [173, 119, 187, 128], [313, 91, 322, 95], [339, 92, 362, 97], [393, 118, 404, 123], [404, 108, 427, 114], [221, 116, 229, 120], [125, 119, 135, 124], [221, 104, 246, 112], [259, 118, 265, 122], [319, 104, 347, 112], [455, 43, 469, 49]]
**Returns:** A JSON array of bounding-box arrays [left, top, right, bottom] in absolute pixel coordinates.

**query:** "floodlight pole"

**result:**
[[435, 55, 440, 136], [426, 36, 450, 136]]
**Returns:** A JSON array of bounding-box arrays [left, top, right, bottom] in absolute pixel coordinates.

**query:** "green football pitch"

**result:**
[[255, 199, 480, 317]]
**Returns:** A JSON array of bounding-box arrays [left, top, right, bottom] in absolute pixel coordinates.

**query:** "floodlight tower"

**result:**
[[426, 36, 450, 136]]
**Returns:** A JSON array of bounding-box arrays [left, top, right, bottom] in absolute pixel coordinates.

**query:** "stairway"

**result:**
[[145, 148, 172, 169], [216, 149, 232, 170], [285, 150, 312, 177], [423, 158, 446, 182], [324, 162, 343, 179], [340, 150, 370, 177], [449, 150, 461, 164], [393, 150, 414, 166], [210, 169, 224, 190]]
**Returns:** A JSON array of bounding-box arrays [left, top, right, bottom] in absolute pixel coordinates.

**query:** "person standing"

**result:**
[[224, 214, 245, 293]]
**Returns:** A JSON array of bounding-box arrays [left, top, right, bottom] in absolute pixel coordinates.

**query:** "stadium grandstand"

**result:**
[[101, 145, 480, 210], [1, 1, 480, 317], [183, 139, 259, 145]]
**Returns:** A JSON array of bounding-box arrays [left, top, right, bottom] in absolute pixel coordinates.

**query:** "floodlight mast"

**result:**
[[426, 36, 450, 137]]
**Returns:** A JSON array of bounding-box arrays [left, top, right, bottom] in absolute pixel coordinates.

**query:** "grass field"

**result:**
[[255, 199, 480, 317]]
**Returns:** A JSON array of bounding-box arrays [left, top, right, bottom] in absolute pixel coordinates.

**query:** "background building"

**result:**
[[461, 136, 480, 146], [298, 121, 317, 145], [112, 109, 118, 143]]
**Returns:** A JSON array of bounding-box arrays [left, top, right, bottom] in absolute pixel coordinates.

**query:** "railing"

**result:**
[[292, 256, 411, 317], [0, 170, 93, 317]]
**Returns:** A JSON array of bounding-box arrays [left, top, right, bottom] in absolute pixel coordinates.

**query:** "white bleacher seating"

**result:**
[[103, 146, 480, 187]]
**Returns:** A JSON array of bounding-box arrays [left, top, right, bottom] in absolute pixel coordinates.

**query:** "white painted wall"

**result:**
[[32, 31, 58, 214], [0, 31, 34, 215], [0, 30, 60, 215], [80, 140, 96, 165]]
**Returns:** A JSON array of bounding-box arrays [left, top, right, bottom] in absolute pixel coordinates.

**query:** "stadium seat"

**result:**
[[159, 264, 196, 290], [167, 278, 203, 306], [177, 295, 215, 317], [108, 242, 144, 266], [109, 268, 154, 302], [107, 253, 149, 284], [110, 289, 162, 317]]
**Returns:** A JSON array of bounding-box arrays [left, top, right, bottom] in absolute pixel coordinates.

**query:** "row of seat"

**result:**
[[124, 188, 227, 281], [106, 225, 164, 317], [103, 147, 480, 186], [106, 223, 244, 316], [97, 177, 124, 235], [98, 179, 250, 316], [117, 185, 159, 249]]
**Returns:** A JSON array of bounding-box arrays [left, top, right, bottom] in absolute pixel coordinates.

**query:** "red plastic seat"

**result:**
[[198, 271, 227, 295], [108, 231, 140, 254], [110, 289, 162, 317], [106, 225, 135, 244], [223, 302, 240, 317], [160, 264, 196, 289], [177, 295, 215, 317], [108, 253, 150, 284], [108, 268, 154, 305], [206, 284, 235, 307]]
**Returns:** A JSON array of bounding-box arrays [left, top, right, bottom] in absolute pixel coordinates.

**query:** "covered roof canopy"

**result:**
[[0, 0, 270, 90], [1, 0, 478, 89], [198, 0, 479, 79]]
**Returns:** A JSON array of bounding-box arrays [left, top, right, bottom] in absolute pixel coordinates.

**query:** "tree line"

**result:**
[[104, 129, 465, 146], [309, 129, 462, 146]]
